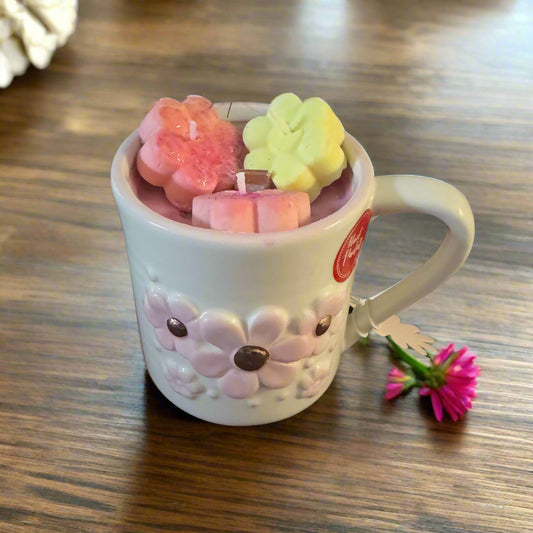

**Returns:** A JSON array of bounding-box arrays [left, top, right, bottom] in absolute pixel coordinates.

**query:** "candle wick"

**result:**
[[235, 171, 247, 194]]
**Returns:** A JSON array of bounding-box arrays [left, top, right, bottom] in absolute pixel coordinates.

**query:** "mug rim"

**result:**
[[110, 101, 375, 247]]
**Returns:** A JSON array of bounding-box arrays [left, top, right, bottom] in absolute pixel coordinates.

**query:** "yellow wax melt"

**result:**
[[243, 93, 347, 201]]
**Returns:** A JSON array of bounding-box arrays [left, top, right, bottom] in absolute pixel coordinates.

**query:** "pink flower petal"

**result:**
[[460, 396, 473, 409], [440, 398, 460, 422], [449, 356, 478, 377], [315, 289, 346, 318], [454, 346, 469, 359], [173, 336, 199, 358], [387, 367, 407, 382], [258, 360, 298, 389], [167, 295, 199, 323], [429, 389, 444, 421], [270, 335, 311, 363], [298, 309, 316, 336], [309, 359, 331, 380], [144, 290, 170, 326], [313, 333, 330, 355], [446, 374, 478, 388], [440, 385, 467, 420], [447, 365, 479, 379], [219, 369, 259, 399], [163, 361, 205, 398], [301, 336, 315, 357], [184, 318, 201, 342], [385, 383, 404, 400], [155, 327, 175, 351], [248, 306, 288, 346], [434, 344, 455, 366], [188, 349, 231, 378], [199, 311, 246, 352], [164, 363, 193, 383]]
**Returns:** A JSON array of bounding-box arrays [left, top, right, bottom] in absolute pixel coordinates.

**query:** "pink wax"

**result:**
[[132, 162, 355, 228], [135, 96, 244, 213], [192, 189, 311, 233], [132, 105, 357, 231]]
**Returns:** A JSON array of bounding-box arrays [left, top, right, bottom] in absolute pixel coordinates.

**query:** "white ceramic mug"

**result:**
[[111, 102, 475, 426]]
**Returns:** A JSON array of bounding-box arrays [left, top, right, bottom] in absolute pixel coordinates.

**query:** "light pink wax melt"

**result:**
[[133, 96, 357, 232], [132, 164, 355, 229], [192, 189, 311, 233]]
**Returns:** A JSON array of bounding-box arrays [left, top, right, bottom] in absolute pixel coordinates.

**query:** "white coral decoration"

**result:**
[[0, 0, 77, 88]]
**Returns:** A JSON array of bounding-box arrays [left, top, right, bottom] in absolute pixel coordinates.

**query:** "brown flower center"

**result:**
[[167, 317, 188, 337], [234, 345, 270, 371], [315, 315, 332, 336]]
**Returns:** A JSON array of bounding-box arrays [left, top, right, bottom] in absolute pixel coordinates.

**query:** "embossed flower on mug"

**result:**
[[298, 358, 333, 399], [299, 286, 348, 356], [189, 306, 312, 399], [163, 359, 205, 399], [143, 288, 201, 357]]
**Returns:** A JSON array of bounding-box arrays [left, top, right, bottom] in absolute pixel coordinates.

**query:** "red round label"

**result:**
[[333, 209, 372, 282]]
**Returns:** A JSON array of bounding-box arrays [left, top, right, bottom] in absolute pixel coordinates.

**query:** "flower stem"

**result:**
[[386, 336, 430, 380]]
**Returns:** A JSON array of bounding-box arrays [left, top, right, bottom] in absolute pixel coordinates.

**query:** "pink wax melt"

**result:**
[[192, 189, 311, 233], [136, 96, 244, 212], [132, 164, 355, 229], [133, 96, 357, 234]]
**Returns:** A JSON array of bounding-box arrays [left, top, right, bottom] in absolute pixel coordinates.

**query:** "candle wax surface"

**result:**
[[131, 121, 358, 230]]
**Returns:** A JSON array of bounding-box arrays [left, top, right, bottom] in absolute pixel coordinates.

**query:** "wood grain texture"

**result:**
[[1, 0, 532, 531]]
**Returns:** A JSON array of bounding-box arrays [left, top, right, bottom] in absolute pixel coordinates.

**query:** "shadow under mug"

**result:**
[[111, 102, 475, 426]]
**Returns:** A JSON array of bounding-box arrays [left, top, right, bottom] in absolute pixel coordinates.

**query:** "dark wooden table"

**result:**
[[1, 1, 532, 531]]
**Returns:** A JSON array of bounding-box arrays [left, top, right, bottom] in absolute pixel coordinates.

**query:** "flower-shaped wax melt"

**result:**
[[136, 96, 244, 213], [192, 189, 310, 233], [242, 93, 347, 201]]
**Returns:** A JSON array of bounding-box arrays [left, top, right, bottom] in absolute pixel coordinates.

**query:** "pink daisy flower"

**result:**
[[419, 344, 480, 422], [385, 337, 480, 422]]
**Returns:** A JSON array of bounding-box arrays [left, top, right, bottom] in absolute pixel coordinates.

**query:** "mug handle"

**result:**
[[343, 174, 475, 350]]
